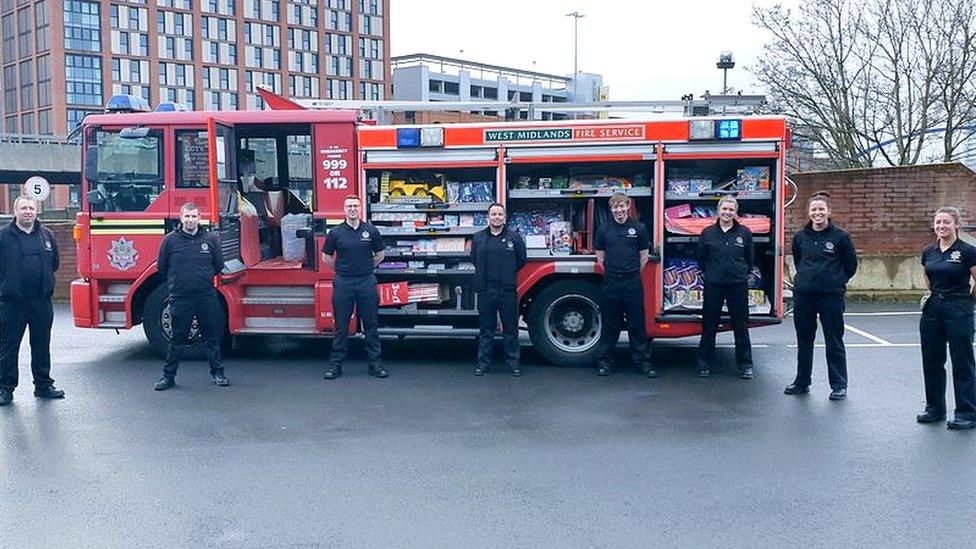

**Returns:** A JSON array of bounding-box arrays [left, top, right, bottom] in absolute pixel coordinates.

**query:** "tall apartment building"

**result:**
[[0, 0, 390, 135]]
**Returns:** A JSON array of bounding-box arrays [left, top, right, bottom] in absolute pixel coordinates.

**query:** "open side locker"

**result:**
[[659, 156, 779, 319], [363, 162, 498, 335]]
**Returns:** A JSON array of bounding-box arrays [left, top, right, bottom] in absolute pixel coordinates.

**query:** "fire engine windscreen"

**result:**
[[87, 128, 163, 212]]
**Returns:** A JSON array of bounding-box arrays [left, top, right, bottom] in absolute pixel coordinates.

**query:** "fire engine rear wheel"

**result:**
[[527, 280, 602, 367], [143, 284, 206, 359]]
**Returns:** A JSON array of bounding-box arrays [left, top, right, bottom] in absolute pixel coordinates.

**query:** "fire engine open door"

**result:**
[[206, 118, 247, 276]]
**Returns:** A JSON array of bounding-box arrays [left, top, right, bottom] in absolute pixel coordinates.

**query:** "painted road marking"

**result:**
[[844, 311, 921, 316], [844, 324, 894, 346]]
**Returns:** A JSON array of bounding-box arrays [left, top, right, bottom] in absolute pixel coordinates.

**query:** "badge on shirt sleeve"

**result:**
[[44, 239, 53, 251], [361, 231, 372, 241]]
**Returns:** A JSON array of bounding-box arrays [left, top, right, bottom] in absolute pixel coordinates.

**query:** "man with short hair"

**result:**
[[593, 192, 655, 378], [154, 202, 229, 391], [322, 194, 387, 379], [0, 195, 64, 406], [471, 202, 526, 376]]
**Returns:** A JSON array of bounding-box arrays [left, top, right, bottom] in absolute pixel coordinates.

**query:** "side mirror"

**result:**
[[84, 146, 98, 183], [86, 189, 105, 207]]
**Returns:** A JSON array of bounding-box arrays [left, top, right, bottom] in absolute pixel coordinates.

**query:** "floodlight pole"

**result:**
[[566, 11, 584, 120]]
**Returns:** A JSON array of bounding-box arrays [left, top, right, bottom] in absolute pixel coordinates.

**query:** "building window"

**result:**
[[112, 58, 121, 81], [165, 36, 175, 57], [1, 15, 13, 65], [19, 60, 33, 109], [129, 8, 140, 29], [228, 44, 237, 64], [38, 110, 51, 134], [119, 31, 129, 54], [35, 0, 50, 52], [18, 7, 32, 57], [110, 5, 119, 27], [37, 55, 51, 107], [65, 54, 102, 105], [139, 33, 148, 55], [63, 0, 101, 52]]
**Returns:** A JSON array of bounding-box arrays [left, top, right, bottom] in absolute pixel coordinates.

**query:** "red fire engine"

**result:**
[[70, 95, 790, 366]]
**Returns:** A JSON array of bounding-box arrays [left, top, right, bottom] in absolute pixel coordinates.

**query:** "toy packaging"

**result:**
[[549, 221, 573, 255], [737, 167, 771, 191]]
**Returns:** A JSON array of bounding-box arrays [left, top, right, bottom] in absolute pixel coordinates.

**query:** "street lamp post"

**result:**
[[566, 11, 584, 120]]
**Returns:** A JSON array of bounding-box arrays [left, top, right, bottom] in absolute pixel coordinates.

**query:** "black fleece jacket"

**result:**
[[157, 227, 224, 298], [0, 220, 60, 300], [791, 220, 858, 294]]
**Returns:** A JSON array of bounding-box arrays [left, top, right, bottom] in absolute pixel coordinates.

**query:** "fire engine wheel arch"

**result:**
[[142, 284, 229, 359], [526, 279, 604, 368]]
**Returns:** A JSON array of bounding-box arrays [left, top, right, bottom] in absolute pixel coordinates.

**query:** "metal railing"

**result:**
[[0, 132, 80, 145]]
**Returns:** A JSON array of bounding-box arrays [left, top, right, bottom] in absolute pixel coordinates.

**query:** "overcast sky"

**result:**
[[390, 0, 793, 101]]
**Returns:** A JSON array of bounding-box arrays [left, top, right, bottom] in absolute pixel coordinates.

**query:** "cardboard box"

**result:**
[[378, 281, 410, 306]]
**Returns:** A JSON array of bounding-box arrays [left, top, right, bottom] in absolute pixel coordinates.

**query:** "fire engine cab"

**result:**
[[71, 94, 789, 367]]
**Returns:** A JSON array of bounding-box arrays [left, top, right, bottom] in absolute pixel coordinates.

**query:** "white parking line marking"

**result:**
[[788, 343, 919, 348], [844, 311, 921, 316], [844, 324, 893, 346]]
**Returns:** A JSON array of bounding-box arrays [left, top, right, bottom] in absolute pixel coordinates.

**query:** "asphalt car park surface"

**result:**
[[2, 303, 974, 547]]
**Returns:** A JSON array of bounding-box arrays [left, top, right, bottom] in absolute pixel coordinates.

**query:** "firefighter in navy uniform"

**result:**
[[322, 194, 387, 380], [0, 196, 64, 406], [471, 203, 527, 376], [153, 203, 229, 391], [593, 192, 655, 377], [696, 196, 755, 379], [785, 192, 857, 401], [916, 207, 976, 430]]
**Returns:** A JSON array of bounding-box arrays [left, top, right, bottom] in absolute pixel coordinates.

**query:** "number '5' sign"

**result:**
[[24, 176, 51, 201]]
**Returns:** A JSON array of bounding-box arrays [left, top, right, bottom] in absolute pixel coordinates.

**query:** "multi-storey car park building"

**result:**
[[0, 0, 390, 135]]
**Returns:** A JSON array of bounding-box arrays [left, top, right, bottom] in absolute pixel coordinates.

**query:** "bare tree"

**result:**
[[932, 0, 976, 162], [752, 0, 976, 167]]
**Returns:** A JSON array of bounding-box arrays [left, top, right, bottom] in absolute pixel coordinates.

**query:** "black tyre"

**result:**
[[142, 284, 205, 359], [526, 279, 603, 367]]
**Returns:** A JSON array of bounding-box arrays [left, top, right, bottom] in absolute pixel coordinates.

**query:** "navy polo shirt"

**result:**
[[322, 220, 385, 277], [594, 218, 650, 276], [921, 239, 976, 295]]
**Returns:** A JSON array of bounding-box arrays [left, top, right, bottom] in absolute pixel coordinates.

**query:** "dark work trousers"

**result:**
[[919, 295, 976, 419], [596, 274, 652, 370], [697, 282, 753, 369], [163, 293, 224, 379], [329, 274, 382, 368], [793, 291, 847, 390], [0, 298, 55, 391], [476, 287, 520, 370]]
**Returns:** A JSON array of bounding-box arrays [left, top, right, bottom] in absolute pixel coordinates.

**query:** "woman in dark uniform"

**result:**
[[696, 196, 755, 379], [916, 207, 976, 430], [785, 192, 858, 401]]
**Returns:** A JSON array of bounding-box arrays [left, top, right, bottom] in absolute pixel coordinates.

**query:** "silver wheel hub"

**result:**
[[543, 293, 601, 354]]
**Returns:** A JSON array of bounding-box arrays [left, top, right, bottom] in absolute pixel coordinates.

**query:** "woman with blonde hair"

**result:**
[[916, 206, 976, 430]]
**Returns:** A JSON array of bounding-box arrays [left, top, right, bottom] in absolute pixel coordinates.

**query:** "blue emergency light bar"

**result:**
[[106, 94, 151, 113], [156, 101, 188, 112], [397, 128, 421, 148], [715, 119, 741, 140]]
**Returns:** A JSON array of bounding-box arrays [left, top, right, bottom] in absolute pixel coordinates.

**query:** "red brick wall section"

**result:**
[[787, 163, 976, 255], [47, 222, 77, 301]]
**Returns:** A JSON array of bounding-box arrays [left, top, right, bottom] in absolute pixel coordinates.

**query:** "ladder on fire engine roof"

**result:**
[[255, 86, 767, 123]]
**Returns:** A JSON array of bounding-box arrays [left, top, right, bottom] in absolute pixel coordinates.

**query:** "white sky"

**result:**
[[390, 0, 792, 101]]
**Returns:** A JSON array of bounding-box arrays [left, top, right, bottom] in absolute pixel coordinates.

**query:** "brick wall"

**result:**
[[788, 163, 976, 255], [46, 221, 77, 300]]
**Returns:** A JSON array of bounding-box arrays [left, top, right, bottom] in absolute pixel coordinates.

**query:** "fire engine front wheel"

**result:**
[[143, 284, 208, 359], [527, 280, 603, 367]]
